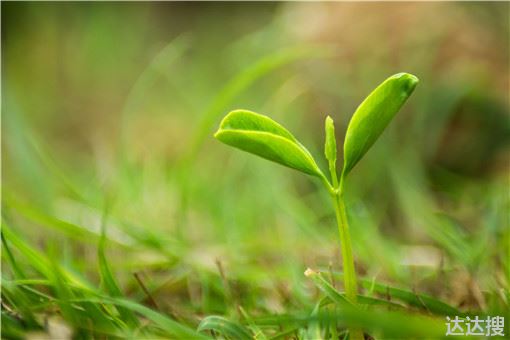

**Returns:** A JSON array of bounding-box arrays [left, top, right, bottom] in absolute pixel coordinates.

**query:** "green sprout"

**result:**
[[214, 72, 418, 339]]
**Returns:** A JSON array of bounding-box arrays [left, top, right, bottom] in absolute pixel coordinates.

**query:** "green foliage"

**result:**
[[251, 307, 447, 339], [2, 220, 207, 339], [215, 73, 419, 185], [342, 73, 419, 177], [215, 73, 418, 339], [3, 4, 506, 338], [89, 297, 210, 339], [214, 74, 420, 340], [324, 116, 337, 165], [98, 217, 140, 329], [198, 315, 252, 339], [215, 110, 324, 178], [214, 73, 420, 340], [332, 271, 461, 315], [324, 115, 339, 186], [238, 306, 268, 340]]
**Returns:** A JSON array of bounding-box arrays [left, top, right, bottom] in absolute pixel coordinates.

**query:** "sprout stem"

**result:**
[[332, 192, 358, 303], [332, 180, 363, 340], [329, 161, 339, 188]]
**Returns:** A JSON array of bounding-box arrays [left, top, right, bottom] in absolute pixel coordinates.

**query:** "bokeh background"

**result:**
[[2, 2, 509, 338]]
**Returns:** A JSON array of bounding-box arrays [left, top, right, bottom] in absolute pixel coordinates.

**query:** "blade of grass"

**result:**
[[1, 281, 40, 329], [305, 268, 363, 340], [319, 294, 405, 310], [71, 296, 210, 339], [198, 315, 252, 340], [252, 307, 446, 339], [239, 306, 268, 340], [1, 221, 96, 293], [98, 205, 140, 328], [304, 268, 353, 307], [46, 256, 81, 327], [2, 221, 54, 279], [305, 299, 324, 340], [47, 242, 127, 334], [3, 193, 130, 246], [1, 231, 27, 279], [329, 270, 460, 315], [5, 276, 216, 339], [1, 311, 29, 340]]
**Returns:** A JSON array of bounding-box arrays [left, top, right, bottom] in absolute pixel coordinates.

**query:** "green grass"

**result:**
[[2, 2, 509, 339]]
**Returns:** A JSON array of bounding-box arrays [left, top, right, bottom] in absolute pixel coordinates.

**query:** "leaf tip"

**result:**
[[304, 268, 317, 277], [392, 72, 419, 94], [324, 115, 337, 164]]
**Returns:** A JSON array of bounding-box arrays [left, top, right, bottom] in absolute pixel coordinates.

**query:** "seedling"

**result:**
[[214, 73, 418, 338]]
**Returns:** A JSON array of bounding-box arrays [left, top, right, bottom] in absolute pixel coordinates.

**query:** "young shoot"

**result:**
[[214, 72, 419, 339]]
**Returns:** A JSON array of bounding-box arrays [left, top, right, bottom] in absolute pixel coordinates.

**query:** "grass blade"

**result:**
[[198, 315, 252, 340], [98, 209, 140, 328], [330, 270, 460, 315], [304, 268, 353, 307], [84, 297, 210, 339]]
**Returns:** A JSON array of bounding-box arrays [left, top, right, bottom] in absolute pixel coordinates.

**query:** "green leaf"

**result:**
[[324, 116, 339, 186], [324, 116, 337, 164], [342, 73, 419, 177], [215, 110, 324, 177]]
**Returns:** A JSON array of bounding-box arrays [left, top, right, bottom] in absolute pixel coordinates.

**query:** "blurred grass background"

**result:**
[[2, 2, 509, 339]]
